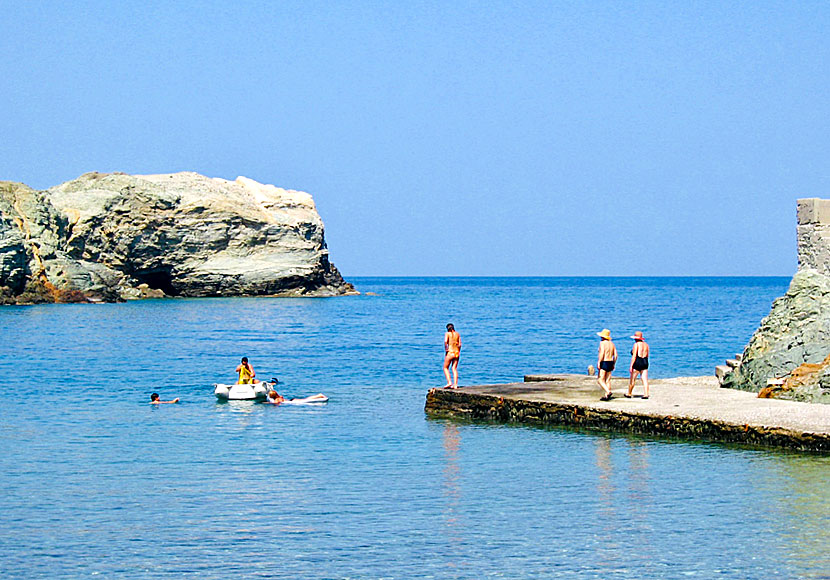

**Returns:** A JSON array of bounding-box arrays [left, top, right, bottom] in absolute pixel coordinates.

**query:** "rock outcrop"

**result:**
[[722, 199, 830, 403], [0, 172, 355, 303]]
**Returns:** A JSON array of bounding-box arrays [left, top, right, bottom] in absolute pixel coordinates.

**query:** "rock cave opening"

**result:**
[[133, 268, 177, 296]]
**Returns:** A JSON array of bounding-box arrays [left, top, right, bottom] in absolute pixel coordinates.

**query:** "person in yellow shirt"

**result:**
[[235, 356, 259, 384]]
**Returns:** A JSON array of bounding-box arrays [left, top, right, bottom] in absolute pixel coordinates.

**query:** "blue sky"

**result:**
[[1, 1, 828, 276]]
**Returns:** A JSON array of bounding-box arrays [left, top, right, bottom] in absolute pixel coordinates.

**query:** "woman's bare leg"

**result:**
[[641, 369, 649, 398], [451, 358, 459, 388], [443, 355, 453, 388], [628, 371, 636, 396]]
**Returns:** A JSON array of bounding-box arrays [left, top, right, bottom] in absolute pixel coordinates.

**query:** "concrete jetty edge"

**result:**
[[424, 376, 830, 453]]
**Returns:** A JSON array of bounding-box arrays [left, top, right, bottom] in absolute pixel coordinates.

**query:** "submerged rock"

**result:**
[[0, 172, 355, 303]]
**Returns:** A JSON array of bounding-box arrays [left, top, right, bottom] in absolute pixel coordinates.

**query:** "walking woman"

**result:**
[[626, 331, 650, 399], [443, 323, 462, 389], [596, 329, 617, 401]]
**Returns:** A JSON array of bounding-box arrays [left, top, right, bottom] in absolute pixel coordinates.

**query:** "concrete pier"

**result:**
[[425, 375, 830, 452]]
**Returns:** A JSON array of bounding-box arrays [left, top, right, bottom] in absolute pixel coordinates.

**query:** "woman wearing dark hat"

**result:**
[[626, 331, 650, 399]]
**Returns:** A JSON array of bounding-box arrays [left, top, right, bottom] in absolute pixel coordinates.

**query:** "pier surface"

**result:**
[[425, 375, 830, 452]]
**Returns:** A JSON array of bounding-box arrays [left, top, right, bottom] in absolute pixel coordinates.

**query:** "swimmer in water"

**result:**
[[266, 390, 328, 405], [150, 393, 180, 404], [266, 390, 285, 405]]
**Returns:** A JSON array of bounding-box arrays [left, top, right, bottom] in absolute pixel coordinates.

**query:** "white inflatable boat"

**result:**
[[214, 382, 270, 401]]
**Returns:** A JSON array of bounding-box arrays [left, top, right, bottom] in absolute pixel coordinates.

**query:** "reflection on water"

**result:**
[[442, 423, 462, 534], [625, 441, 654, 567], [593, 437, 621, 571], [761, 454, 830, 578], [594, 438, 653, 570], [441, 422, 465, 574]]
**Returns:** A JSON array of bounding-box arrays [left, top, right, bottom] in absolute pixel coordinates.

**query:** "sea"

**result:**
[[1, 277, 828, 579]]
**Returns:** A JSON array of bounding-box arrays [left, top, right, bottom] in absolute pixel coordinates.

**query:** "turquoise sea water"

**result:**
[[1, 277, 829, 579]]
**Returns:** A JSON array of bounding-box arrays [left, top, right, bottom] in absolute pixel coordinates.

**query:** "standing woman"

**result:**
[[627, 331, 650, 399], [596, 329, 617, 401], [443, 323, 462, 389]]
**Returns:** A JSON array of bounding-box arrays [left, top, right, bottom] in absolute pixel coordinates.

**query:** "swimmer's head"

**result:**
[[150, 393, 160, 402], [268, 390, 279, 400], [241, 356, 248, 364], [446, 323, 455, 332]]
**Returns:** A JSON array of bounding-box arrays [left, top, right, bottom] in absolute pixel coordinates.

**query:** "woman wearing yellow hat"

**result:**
[[596, 329, 617, 401]]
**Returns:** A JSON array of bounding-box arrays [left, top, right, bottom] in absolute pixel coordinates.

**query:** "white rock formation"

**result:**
[[0, 171, 354, 302]]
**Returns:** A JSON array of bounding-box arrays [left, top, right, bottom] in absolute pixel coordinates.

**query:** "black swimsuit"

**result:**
[[631, 346, 649, 371]]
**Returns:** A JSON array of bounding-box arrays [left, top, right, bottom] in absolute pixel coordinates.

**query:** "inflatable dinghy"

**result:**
[[280, 394, 329, 405], [214, 382, 270, 401]]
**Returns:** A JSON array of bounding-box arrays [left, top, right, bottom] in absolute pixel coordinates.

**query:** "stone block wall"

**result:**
[[797, 198, 830, 275]]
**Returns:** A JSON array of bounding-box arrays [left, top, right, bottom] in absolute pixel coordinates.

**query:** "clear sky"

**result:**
[[1, 1, 828, 276]]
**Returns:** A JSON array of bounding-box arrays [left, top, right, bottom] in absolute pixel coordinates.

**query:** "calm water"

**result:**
[[1, 277, 828, 579]]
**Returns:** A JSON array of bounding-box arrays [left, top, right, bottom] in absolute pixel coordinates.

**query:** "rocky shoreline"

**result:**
[[0, 172, 356, 304], [719, 198, 830, 403]]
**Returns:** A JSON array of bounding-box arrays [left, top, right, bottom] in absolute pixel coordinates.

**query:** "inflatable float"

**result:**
[[214, 382, 270, 400], [279, 394, 329, 405]]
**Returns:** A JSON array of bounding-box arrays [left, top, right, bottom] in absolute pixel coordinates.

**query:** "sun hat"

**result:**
[[631, 331, 645, 341], [597, 329, 611, 340]]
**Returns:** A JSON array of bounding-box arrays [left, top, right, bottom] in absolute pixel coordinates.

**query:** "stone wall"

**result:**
[[797, 198, 830, 275]]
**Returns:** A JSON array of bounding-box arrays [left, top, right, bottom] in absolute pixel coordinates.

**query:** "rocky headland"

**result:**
[[721, 198, 830, 403], [0, 172, 355, 304]]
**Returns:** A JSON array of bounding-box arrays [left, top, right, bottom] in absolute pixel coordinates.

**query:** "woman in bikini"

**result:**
[[626, 331, 650, 399], [443, 323, 462, 389], [596, 329, 617, 401]]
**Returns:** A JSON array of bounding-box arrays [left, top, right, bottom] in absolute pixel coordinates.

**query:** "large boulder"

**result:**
[[0, 171, 355, 303], [722, 198, 830, 403], [722, 269, 830, 402]]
